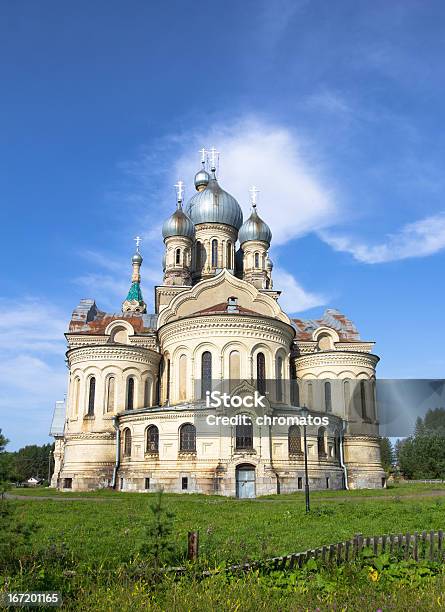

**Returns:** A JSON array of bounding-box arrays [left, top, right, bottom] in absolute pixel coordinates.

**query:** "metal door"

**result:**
[[236, 465, 256, 498]]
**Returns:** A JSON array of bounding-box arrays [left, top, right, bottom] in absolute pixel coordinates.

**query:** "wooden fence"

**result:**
[[175, 529, 445, 575]]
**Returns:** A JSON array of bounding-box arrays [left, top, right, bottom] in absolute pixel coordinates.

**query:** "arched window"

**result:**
[[87, 377, 96, 416], [72, 376, 80, 416], [256, 352, 266, 395], [360, 380, 367, 419], [211, 239, 218, 267], [276, 355, 283, 401], [175, 248, 181, 265], [144, 378, 152, 407], [307, 381, 313, 409], [146, 425, 159, 453], [123, 428, 132, 457], [324, 381, 332, 413], [288, 425, 302, 455], [290, 362, 299, 406], [162, 358, 170, 404], [229, 350, 240, 389], [317, 427, 326, 457], [227, 241, 232, 268], [254, 252, 260, 268], [196, 241, 204, 270], [201, 351, 212, 398], [235, 417, 253, 450], [126, 377, 134, 410], [106, 376, 115, 413], [178, 354, 187, 401], [344, 379, 351, 412], [180, 423, 196, 452]]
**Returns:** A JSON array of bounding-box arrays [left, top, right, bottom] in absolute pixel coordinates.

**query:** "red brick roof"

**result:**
[[293, 309, 360, 341]]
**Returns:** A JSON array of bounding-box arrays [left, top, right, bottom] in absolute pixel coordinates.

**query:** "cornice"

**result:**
[[67, 344, 161, 367], [159, 315, 294, 345], [295, 351, 379, 370], [66, 432, 116, 440]]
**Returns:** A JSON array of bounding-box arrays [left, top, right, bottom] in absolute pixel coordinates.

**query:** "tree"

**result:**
[[10, 443, 54, 483], [379, 437, 394, 472], [0, 429, 11, 494], [398, 408, 445, 479]]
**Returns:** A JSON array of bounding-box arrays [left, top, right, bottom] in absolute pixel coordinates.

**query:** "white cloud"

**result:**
[[0, 299, 68, 450], [74, 250, 162, 311], [174, 116, 338, 245], [273, 267, 327, 313], [0, 298, 67, 355], [321, 212, 445, 264]]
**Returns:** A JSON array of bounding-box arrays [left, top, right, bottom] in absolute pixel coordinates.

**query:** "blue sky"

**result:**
[[1, 0, 445, 449]]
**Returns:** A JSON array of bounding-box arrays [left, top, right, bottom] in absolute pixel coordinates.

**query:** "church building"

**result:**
[[50, 150, 385, 496]]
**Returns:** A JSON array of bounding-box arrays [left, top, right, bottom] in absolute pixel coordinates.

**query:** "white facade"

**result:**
[[51, 162, 385, 495]]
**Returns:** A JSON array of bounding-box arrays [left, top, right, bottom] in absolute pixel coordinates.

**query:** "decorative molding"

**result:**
[[295, 351, 379, 371], [66, 432, 116, 440], [159, 315, 293, 346], [67, 345, 161, 367]]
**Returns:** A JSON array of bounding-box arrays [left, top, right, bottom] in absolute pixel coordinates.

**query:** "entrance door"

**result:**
[[236, 465, 256, 498]]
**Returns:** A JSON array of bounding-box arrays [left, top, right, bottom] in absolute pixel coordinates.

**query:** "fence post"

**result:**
[[438, 530, 443, 559], [187, 531, 199, 561], [421, 531, 427, 559], [429, 530, 435, 560], [404, 532, 410, 560], [414, 532, 419, 561]]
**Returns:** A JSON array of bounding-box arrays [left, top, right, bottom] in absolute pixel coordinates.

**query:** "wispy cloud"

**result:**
[[0, 298, 67, 355], [0, 299, 68, 450], [273, 268, 327, 313], [173, 116, 338, 245], [320, 212, 445, 264], [74, 250, 162, 311]]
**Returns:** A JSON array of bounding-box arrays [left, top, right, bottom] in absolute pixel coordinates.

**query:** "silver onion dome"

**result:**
[[185, 176, 243, 230], [238, 208, 272, 245], [132, 251, 143, 264], [162, 205, 195, 240], [194, 167, 210, 191]]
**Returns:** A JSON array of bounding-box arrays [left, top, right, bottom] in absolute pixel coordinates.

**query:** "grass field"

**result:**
[[7, 482, 445, 566], [3, 483, 445, 610]]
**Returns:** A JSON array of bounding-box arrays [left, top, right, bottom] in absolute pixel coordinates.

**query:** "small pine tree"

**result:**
[[140, 489, 176, 569]]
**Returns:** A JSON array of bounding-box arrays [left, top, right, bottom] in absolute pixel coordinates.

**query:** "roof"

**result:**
[[68, 300, 157, 334], [293, 308, 361, 342], [49, 400, 66, 436], [191, 302, 259, 316]]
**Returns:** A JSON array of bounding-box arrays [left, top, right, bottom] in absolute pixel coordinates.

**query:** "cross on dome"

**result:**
[[174, 180, 184, 204], [249, 185, 259, 208], [209, 146, 219, 172], [134, 236, 142, 252], [199, 148, 207, 165]]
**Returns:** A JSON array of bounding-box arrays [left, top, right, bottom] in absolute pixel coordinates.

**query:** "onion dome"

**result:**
[[186, 175, 243, 230], [266, 255, 273, 270], [132, 251, 143, 264], [162, 203, 195, 240], [194, 167, 210, 191], [238, 206, 272, 245]]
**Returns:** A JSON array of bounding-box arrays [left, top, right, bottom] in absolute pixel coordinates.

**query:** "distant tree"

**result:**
[[379, 437, 394, 472], [11, 444, 54, 482], [398, 408, 445, 479], [0, 429, 11, 494], [0, 430, 8, 453]]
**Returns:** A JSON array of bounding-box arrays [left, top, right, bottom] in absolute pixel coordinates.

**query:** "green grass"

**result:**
[[8, 483, 445, 567], [4, 483, 445, 610]]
